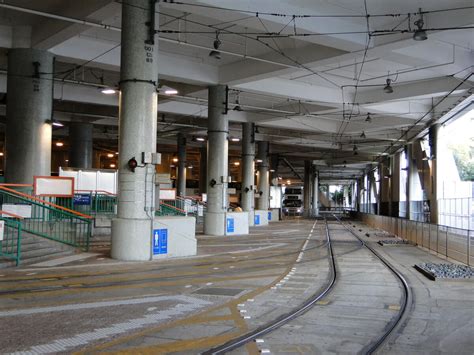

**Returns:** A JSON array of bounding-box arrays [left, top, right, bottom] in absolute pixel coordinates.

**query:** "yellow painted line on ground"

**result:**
[[0, 253, 297, 290], [388, 304, 401, 311], [103, 332, 242, 355], [0, 272, 282, 300], [316, 300, 330, 305], [84, 234, 310, 354]]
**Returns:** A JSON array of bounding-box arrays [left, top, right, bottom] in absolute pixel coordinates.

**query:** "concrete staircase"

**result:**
[[0, 232, 77, 269]]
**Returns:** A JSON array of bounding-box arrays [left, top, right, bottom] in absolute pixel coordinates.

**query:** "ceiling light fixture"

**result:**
[[55, 142, 64, 147], [101, 88, 117, 95], [233, 161, 240, 166], [107, 153, 114, 158], [110, 163, 116, 168], [209, 31, 221, 59], [230, 137, 240, 142], [365, 112, 372, 123], [159, 85, 178, 95], [413, 8, 428, 41], [99, 74, 117, 95], [383, 78, 393, 94], [195, 137, 206, 142]]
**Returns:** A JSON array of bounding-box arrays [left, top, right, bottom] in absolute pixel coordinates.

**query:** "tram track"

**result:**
[[203, 216, 412, 354]]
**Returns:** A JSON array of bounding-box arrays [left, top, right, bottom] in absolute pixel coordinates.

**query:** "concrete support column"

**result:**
[[406, 145, 413, 220], [241, 122, 255, 214], [199, 145, 207, 194], [312, 169, 319, 216], [429, 124, 439, 224], [6, 48, 54, 183], [270, 154, 279, 186], [204, 85, 228, 235], [303, 160, 311, 217], [176, 133, 186, 197], [68, 122, 93, 169], [256, 141, 270, 211], [112, 0, 158, 261], [343, 185, 349, 208]]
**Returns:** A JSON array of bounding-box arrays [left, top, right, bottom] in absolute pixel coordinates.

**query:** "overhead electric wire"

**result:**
[[379, 72, 473, 158], [336, 0, 371, 139], [163, 1, 474, 19]]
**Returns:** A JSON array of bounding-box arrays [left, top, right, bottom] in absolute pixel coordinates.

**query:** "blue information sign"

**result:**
[[268, 211, 272, 221], [153, 229, 168, 255], [226, 218, 234, 233], [73, 194, 91, 206], [254, 214, 260, 225]]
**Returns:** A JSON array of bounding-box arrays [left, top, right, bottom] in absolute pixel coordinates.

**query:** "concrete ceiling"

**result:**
[[0, 0, 473, 182]]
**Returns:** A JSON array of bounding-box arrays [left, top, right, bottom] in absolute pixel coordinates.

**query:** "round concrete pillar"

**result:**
[[69, 122, 93, 169], [199, 145, 207, 194], [204, 85, 228, 236], [176, 133, 187, 196], [241, 122, 255, 214], [303, 160, 311, 217], [257, 141, 270, 211], [5, 48, 54, 183], [111, 0, 158, 261]]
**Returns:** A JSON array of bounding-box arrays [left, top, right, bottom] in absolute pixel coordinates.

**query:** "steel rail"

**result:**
[[333, 215, 412, 354], [202, 218, 337, 355]]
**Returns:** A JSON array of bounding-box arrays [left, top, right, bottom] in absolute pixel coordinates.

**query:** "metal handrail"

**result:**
[[0, 186, 93, 219], [0, 216, 22, 266], [0, 188, 92, 250]]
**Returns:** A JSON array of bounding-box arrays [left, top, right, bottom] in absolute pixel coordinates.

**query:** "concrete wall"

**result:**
[[254, 210, 269, 226], [152, 216, 197, 259], [225, 212, 249, 236]]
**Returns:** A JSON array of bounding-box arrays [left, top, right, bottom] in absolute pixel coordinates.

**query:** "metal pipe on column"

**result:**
[[204, 85, 229, 235], [176, 133, 186, 197], [69, 122, 93, 169], [256, 141, 269, 211], [241, 122, 255, 216], [112, 0, 158, 261]]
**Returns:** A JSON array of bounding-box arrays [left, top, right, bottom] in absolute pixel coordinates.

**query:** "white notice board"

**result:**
[[159, 189, 176, 200], [34, 176, 74, 197]]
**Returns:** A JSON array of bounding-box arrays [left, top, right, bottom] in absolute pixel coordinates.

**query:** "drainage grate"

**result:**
[[192, 287, 245, 296]]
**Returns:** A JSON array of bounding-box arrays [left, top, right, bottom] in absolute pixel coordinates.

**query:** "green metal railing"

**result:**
[[71, 191, 117, 215], [0, 187, 92, 251], [156, 201, 187, 216], [0, 216, 22, 266]]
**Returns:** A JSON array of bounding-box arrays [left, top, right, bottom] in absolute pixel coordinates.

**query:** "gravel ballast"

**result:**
[[415, 262, 474, 280]]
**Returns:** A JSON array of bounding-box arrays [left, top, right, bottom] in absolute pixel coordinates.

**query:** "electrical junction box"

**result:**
[[221, 176, 232, 183], [142, 152, 161, 165]]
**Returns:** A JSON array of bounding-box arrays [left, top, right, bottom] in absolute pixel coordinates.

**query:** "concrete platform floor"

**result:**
[[0, 219, 472, 354]]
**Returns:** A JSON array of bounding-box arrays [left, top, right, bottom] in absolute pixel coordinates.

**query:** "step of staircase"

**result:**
[[0, 232, 77, 269]]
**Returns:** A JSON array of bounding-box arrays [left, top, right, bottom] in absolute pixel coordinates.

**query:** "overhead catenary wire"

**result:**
[[162, 1, 474, 19]]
